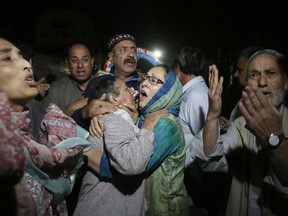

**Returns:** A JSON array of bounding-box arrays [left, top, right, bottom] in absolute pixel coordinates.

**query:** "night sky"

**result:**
[[1, 0, 288, 60]]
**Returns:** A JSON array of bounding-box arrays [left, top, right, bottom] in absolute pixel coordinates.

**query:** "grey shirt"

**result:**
[[73, 110, 154, 216], [41, 76, 84, 113]]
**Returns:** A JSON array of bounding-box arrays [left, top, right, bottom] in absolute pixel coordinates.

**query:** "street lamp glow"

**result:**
[[153, 50, 162, 58]]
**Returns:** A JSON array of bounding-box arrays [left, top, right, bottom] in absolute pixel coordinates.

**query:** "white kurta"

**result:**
[[193, 103, 288, 216]]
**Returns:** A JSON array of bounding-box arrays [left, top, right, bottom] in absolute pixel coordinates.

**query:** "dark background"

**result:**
[[1, 0, 288, 58]]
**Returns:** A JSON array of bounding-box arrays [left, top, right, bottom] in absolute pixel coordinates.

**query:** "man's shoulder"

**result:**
[[184, 78, 208, 93], [183, 86, 208, 102], [56, 75, 72, 82], [50, 75, 70, 84], [50, 75, 76, 88]]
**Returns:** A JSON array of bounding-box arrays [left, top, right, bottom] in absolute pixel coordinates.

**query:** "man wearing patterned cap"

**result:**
[[65, 33, 139, 214], [105, 33, 138, 90], [69, 33, 139, 130], [193, 49, 288, 215], [107, 34, 135, 51]]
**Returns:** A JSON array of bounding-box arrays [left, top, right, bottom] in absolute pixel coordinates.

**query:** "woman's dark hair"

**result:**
[[88, 75, 119, 103], [173, 46, 204, 76], [156, 63, 169, 72]]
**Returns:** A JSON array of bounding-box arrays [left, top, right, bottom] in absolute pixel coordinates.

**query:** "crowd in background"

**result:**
[[1, 33, 288, 216]]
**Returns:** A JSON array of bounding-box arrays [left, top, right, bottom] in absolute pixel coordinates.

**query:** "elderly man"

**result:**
[[194, 49, 288, 216]]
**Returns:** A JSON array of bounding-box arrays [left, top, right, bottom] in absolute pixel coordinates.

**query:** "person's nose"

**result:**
[[23, 59, 33, 73], [234, 70, 239, 78], [141, 77, 150, 87], [77, 60, 83, 68], [127, 48, 136, 58], [258, 74, 268, 87]]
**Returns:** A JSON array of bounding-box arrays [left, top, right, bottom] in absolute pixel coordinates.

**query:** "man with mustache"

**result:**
[[194, 50, 288, 216], [66, 34, 140, 215], [70, 33, 139, 130]]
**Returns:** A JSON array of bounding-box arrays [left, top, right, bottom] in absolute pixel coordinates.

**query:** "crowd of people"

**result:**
[[1, 33, 288, 216]]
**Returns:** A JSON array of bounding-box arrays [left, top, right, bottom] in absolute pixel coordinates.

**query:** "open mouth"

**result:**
[[25, 75, 36, 87], [262, 91, 271, 96], [124, 58, 136, 66], [140, 90, 147, 100], [77, 70, 86, 77]]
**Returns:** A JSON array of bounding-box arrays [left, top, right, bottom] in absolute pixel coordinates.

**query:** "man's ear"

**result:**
[[175, 64, 181, 74], [108, 52, 114, 63], [285, 77, 288, 92], [108, 93, 118, 105], [91, 57, 95, 67]]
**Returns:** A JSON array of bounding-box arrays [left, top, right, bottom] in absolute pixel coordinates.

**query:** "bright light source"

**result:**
[[153, 50, 162, 58]]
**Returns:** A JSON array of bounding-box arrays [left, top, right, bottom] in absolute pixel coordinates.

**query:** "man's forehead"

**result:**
[[0, 39, 11, 48], [69, 54, 90, 58], [115, 40, 136, 47], [68, 45, 91, 55], [249, 54, 278, 66]]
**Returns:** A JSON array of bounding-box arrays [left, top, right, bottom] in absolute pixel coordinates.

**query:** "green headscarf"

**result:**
[[139, 68, 182, 126]]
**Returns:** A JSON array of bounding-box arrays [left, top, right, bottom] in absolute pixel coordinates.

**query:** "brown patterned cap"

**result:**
[[108, 33, 135, 51]]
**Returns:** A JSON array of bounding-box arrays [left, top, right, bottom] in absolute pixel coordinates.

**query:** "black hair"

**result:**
[[88, 75, 120, 103], [17, 43, 35, 62], [172, 46, 204, 76], [277, 56, 288, 77], [156, 63, 170, 73]]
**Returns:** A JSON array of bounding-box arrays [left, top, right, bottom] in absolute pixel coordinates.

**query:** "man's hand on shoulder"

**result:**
[[82, 94, 116, 120]]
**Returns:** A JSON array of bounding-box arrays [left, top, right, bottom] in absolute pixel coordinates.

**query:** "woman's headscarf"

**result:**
[[140, 69, 182, 116]]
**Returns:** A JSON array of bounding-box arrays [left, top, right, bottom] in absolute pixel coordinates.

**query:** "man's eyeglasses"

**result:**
[[138, 73, 164, 86]]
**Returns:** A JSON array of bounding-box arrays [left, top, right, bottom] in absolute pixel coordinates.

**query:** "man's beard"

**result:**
[[272, 87, 286, 107]]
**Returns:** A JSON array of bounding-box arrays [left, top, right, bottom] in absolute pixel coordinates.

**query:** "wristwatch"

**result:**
[[268, 133, 286, 149]]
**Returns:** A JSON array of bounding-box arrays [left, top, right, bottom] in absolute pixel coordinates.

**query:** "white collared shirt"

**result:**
[[178, 76, 209, 166]]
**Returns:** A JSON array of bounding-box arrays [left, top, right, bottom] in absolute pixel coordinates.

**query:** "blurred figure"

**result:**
[[219, 46, 263, 132], [18, 42, 50, 142], [234, 47, 264, 88], [46, 73, 57, 84], [28, 78, 50, 141], [41, 42, 94, 114]]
